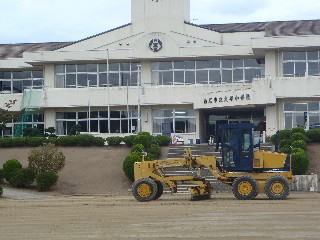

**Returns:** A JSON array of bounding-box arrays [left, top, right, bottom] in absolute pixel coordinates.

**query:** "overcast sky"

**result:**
[[1, 0, 319, 44]]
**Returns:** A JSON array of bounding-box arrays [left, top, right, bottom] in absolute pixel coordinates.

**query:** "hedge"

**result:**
[[106, 137, 123, 146], [153, 135, 171, 146], [306, 129, 320, 143], [55, 135, 105, 147], [0, 186, 2, 197], [123, 135, 136, 147], [291, 132, 307, 142], [291, 150, 309, 175], [0, 169, 4, 183], [291, 140, 307, 150], [0, 137, 46, 148]]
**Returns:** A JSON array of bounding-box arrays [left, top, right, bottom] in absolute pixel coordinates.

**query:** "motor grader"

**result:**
[[132, 123, 293, 201]]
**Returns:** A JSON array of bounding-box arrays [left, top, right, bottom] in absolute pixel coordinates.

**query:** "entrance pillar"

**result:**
[[266, 105, 278, 136]]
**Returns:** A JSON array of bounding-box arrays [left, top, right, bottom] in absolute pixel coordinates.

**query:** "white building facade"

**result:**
[[1, 0, 320, 142]]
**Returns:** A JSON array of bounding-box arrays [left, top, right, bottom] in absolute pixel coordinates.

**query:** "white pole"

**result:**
[[137, 64, 141, 133], [88, 80, 91, 134], [107, 49, 110, 134]]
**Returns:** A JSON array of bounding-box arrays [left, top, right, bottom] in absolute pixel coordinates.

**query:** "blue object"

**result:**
[[196, 139, 200, 144]]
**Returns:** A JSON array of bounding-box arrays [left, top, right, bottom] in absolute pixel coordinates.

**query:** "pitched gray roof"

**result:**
[[0, 42, 72, 60], [199, 19, 320, 36]]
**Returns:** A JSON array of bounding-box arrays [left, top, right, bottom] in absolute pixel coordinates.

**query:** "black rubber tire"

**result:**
[[264, 176, 290, 200], [153, 181, 164, 200], [232, 176, 258, 200], [132, 178, 158, 202]]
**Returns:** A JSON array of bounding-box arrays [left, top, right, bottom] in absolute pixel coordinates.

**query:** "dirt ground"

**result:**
[[0, 146, 132, 195], [307, 143, 320, 174], [0, 192, 320, 240]]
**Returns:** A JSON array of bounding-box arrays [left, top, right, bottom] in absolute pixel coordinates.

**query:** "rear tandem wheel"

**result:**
[[232, 176, 258, 200], [264, 176, 290, 200]]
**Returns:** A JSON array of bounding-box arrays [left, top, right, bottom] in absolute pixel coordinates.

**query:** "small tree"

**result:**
[[28, 143, 65, 175], [69, 124, 83, 136], [0, 101, 21, 132], [44, 127, 57, 138]]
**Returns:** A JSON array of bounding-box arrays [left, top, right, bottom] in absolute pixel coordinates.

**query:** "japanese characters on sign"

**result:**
[[203, 91, 252, 106]]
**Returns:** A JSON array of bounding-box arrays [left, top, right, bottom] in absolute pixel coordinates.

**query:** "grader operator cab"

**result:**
[[132, 123, 293, 202]]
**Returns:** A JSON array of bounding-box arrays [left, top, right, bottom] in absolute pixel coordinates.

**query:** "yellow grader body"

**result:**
[[132, 149, 293, 201]]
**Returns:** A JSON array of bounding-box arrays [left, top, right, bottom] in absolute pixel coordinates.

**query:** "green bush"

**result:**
[[133, 133, 153, 149], [0, 169, 4, 183], [123, 152, 142, 182], [0, 137, 46, 148], [306, 129, 320, 143], [8, 168, 35, 188], [280, 139, 291, 148], [3, 159, 22, 182], [23, 127, 43, 137], [28, 143, 65, 175], [26, 137, 46, 147], [280, 145, 291, 154], [69, 124, 83, 136], [153, 135, 171, 146], [55, 135, 105, 147], [291, 148, 305, 154], [291, 140, 307, 150], [36, 172, 58, 192], [291, 151, 309, 175], [106, 137, 123, 146], [291, 127, 306, 135], [147, 144, 161, 160], [131, 144, 145, 153], [279, 130, 292, 140], [291, 132, 307, 142], [123, 135, 136, 147], [0, 186, 3, 197]]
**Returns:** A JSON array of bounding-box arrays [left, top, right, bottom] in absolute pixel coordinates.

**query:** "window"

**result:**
[[283, 50, 320, 77], [284, 102, 320, 129], [56, 110, 139, 135], [55, 63, 140, 88], [0, 71, 44, 94], [152, 109, 196, 134], [151, 59, 264, 86], [1, 114, 45, 138]]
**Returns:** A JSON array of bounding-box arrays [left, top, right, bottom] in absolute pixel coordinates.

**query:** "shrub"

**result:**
[[147, 144, 161, 160], [291, 127, 305, 135], [0, 169, 4, 183], [3, 159, 22, 182], [279, 130, 292, 140], [291, 132, 307, 142], [123, 135, 136, 147], [23, 127, 43, 137], [0, 186, 2, 197], [291, 148, 305, 154], [44, 127, 57, 138], [291, 140, 307, 150], [123, 152, 142, 182], [280, 139, 291, 148], [55, 135, 105, 147], [36, 172, 58, 192], [8, 168, 35, 188], [26, 137, 46, 147], [0, 137, 46, 148], [131, 144, 145, 153], [153, 135, 171, 146], [291, 151, 309, 175], [280, 145, 291, 154], [306, 129, 320, 143], [28, 143, 65, 175], [133, 133, 153, 149], [106, 137, 123, 146]]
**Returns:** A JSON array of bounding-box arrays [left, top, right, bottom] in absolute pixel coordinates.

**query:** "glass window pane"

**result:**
[[109, 63, 119, 71], [283, 52, 294, 61], [32, 71, 43, 78], [120, 63, 130, 71], [245, 69, 261, 82], [222, 60, 232, 68], [0, 81, 11, 93], [77, 65, 87, 72], [66, 65, 76, 73], [110, 120, 121, 133], [308, 102, 319, 111], [283, 62, 294, 76], [55, 65, 65, 74], [99, 111, 108, 118], [90, 120, 98, 132], [78, 112, 87, 119], [55, 75, 65, 88], [209, 70, 221, 84], [293, 113, 305, 128], [77, 74, 88, 87], [307, 51, 318, 60], [78, 121, 88, 132], [159, 62, 172, 70], [295, 62, 306, 77], [185, 71, 195, 85], [109, 73, 119, 86], [244, 59, 261, 67], [196, 70, 208, 84], [110, 111, 120, 118], [90, 111, 99, 118], [130, 72, 138, 86], [120, 72, 130, 86], [208, 60, 220, 68], [131, 63, 138, 71], [233, 60, 243, 68], [88, 74, 97, 87], [33, 80, 43, 88], [174, 71, 184, 85], [0, 72, 11, 79], [284, 103, 295, 111], [293, 52, 306, 60], [99, 64, 108, 72], [64, 112, 76, 119], [196, 61, 210, 69], [309, 113, 320, 128], [100, 120, 109, 133], [12, 80, 22, 93], [222, 70, 232, 83], [121, 120, 128, 133], [66, 74, 76, 88], [284, 113, 292, 129], [161, 72, 173, 85], [295, 103, 308, 111], [99, 73, 108, 87], [308, 62, 319, 76], [174, 62, 185, 69], [87, 64, 97, 72], [233, 69, 243, 82], [153, 110, 173, 118]]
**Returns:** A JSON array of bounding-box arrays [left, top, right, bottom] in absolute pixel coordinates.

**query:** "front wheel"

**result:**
[[232, 176, 258, 200], [132, 178, 158, 202], [265, 176, 290, 200]]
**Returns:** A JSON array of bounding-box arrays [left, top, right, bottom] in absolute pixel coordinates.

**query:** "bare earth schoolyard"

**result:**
[[0, 192, 320, 240]]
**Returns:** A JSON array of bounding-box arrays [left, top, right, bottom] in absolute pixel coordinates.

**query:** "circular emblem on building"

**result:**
[[149, 39, 163, 52]]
